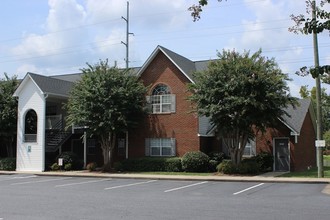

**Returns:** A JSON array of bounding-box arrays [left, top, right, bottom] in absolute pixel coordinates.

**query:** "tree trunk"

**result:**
[[223, 130, 250, 166], [100, 132, 116, 172]]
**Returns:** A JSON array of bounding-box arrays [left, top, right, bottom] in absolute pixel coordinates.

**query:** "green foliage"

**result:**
[[217, 160, 237, 174], [66, 60, 147, 137], [237, 158, 260, 175], [189, 49, 296, 165], [299, 86, 330, 133], [208, 160, 220, 172], [116, 157, 182, 172], [56, 152, 83, 170], [64, 163, 72, 171], [208, 152, 225, 163], [217, 156, 268, 175], [252, 152, 274, 172], [50, 163, 60, 171], [86, 162, 97, 171], [66, 60, 147, 170], [0, 157, 16, 171], [181, 151, 210, 172], [324, 130, 330, 147], [0, 73, 19, 157]]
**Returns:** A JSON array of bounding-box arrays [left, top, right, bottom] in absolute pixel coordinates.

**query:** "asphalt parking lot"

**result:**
[[0, 174, 330, 220]]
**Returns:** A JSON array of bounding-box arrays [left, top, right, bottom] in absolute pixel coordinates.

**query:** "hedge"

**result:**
[[115, 157, 182, 172], [0, 157, 16, 171]]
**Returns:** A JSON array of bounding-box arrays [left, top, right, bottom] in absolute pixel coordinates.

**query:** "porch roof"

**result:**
[[198, 99, 314, 137], [14, 72, 74, 98]]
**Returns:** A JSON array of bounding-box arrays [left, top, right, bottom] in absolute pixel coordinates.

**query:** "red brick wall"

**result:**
[[293, 109, 316, 171], [128, 52, 200, 158], [255, 111, 316, 171]]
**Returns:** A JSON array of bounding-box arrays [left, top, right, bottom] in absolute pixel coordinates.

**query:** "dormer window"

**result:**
[[147, 84, 176, 114]]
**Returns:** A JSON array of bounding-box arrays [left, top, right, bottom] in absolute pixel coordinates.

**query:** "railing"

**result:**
[[24, 134, 37, 142], [46, 115, 62, 130]]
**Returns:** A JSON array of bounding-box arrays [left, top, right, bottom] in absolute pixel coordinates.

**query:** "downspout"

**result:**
[[43, 93, 48, 172], [125, 131, 128, 159]]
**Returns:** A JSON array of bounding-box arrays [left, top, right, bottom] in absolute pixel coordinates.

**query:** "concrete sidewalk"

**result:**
[[1, 170, 330, 184]]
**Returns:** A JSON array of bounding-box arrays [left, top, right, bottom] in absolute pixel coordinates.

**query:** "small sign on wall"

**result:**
[[27, 146, 31, 153], [315, 140, 326, 147], [58, 158, 63, 166]]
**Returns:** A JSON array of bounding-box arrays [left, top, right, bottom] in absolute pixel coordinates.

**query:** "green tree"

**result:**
[[0, 73, 19, 157], [189, 0, 223, 21], [289, 0, 330, 79], [299, 85, 330, 132], [189, 49, 296, 165], [66, 60, 147, 171]]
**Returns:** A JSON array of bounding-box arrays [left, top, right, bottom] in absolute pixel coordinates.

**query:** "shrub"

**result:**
[[0, 157, 16, 171], [56, 152, 83, 170], [50, 163, 60, 171], [237, 158, 261, 174], [323, 149, 330, 155], [217, 160, 237, 174], [163, 157, 182, 172], [64, 163, 72, 171], [208, 152, 225, 163], [181, 151, 210, 172], [208, 159, 220, 172], [116, 157, 182, 172], [86, 162, 97, 171], [252, 152, 274, 172]]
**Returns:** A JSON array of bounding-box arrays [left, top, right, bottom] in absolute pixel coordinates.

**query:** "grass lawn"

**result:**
[[280, 166, 330, 178]]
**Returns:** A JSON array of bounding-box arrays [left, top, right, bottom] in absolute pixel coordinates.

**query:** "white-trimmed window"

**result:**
[[243, 139, 256, 157], [145, 138, 176, 156], [24, 109, 38, 142], [146, 84, 175, 114]]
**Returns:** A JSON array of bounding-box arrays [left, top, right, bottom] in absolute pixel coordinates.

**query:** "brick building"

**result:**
[[13, 45, 316, 172]]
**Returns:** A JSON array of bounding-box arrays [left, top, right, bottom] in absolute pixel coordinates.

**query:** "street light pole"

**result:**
[[312, 0, 324, 178]]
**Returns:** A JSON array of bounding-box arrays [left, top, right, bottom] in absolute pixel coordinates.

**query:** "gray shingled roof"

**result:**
[[198, 99, 313, 136], [28, 72, 74, 97], [280, 99, 312, 134], [158, 46, 196, 81]]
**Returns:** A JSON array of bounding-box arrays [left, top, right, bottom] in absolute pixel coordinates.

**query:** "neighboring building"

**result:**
[[13, 45, 316, 172]]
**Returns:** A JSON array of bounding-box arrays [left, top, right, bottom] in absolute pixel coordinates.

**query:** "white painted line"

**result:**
[[11, 177, 72, 185], [104, 180, 157, 190], [0, 175, 37, 182], [164, 181, 208, 193], [55, 178, 110, 187], [233, 183, 265, 195], [13, 175, 37, 179]]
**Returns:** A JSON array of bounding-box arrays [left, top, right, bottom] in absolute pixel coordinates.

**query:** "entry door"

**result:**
[[274, 138, 290, 171]]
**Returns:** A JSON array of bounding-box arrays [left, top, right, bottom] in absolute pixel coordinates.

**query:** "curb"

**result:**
[[1, 170, 330, 184]]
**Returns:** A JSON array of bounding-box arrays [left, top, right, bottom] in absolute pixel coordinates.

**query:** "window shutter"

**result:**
[[170, 94, 176, 113], [145, 96, 152, 113], [170, 138, 176, 156], [145, 138, 150, 156]]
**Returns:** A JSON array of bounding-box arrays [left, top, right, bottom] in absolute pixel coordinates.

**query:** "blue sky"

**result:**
[[1, 0, 329, 97]]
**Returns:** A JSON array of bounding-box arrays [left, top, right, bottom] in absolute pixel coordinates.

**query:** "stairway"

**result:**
[[45, 130, 71, 153]]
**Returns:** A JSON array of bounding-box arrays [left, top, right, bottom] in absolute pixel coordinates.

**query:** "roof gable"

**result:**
[[137, 45, 196, 83], [280, 99, 315, 134], [14, 72, 73, 98]]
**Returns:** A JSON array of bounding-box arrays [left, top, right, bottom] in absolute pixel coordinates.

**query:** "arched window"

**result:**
[[24, 109, 37, 142], [148, 84, 175, 113]]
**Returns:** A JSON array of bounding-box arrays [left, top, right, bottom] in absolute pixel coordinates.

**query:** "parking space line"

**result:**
[[55, 178, 110, 188], [0, 175, 37, 182], [233, 183, 265, 195], [164, 181, 208, 193], [11, 177, 72, 185], [104, 180, 157, 190]]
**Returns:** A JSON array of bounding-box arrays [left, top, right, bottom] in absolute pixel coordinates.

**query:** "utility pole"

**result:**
[[312, 0, 324, 178], [121, 1, 134, 69]]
